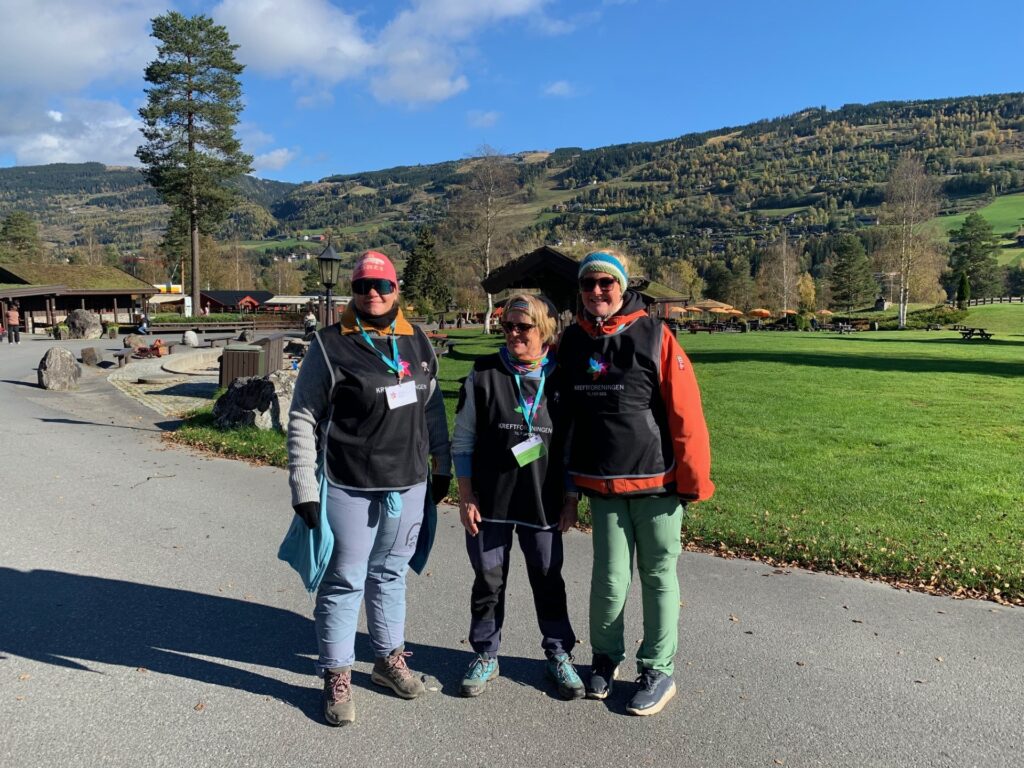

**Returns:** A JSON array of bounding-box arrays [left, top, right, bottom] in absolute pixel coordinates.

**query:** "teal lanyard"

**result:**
[[355, 317, 403, 379], [512, 371, 545, 434]]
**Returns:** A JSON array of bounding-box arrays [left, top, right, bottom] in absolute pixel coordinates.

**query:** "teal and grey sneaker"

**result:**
[[460, 654, 499, 697], [546, 652, 585, 700], [626, 668, 677, 716]]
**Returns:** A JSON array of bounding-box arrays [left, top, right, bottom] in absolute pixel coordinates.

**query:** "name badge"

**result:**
[[511, 434, 546, 467], [385, 380, 418, 409]]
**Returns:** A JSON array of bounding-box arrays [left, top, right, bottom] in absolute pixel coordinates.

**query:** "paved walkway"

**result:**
[[107, 349, 220, 418], [1, 335, 1021, 768]]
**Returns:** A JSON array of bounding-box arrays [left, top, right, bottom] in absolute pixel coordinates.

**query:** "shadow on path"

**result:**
[[0, 568, 546, 716], [38, 417, 163, 433]]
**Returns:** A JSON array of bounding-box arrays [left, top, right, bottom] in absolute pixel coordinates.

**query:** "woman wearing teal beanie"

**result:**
[[559, 248, 714, 716]]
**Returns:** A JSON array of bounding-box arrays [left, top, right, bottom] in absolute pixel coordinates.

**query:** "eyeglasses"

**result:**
[[579, 277, 619, 292], [352, 278, 395, 296], [501, 321, 535, 334]]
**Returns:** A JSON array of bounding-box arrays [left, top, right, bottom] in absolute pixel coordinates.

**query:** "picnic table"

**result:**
[[959, 327, 993, 340], [836, 323, 854, 334]]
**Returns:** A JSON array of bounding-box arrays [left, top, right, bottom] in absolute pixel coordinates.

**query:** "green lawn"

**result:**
[[171, 319, 1024, 603]]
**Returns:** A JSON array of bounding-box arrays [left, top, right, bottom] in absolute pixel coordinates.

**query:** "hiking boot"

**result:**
[[546, 653, 585, 700], [626, 668, 676, 716], [460, 654, 499, 697], [586, 653, 619, 700], [371, 645, 425, 699], [322, 667, 354, 726]]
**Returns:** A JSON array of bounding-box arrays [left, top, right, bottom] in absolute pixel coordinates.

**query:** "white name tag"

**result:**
[[385, 380, 418, 409], [511, 433, 546, 467]]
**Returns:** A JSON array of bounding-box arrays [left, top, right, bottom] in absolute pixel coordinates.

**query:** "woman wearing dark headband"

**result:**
[[451, 293, 584, 700], [559, 249, 714, 716], [287, 249, 451, 726]]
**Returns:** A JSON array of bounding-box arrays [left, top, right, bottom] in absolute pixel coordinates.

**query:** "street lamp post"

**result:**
[[317, 244, 342, 326]]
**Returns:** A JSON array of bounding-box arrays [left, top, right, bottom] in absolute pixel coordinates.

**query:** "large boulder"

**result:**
[[65, 309, 103, 340], [183, 330, 200, 348], [80, 347, 103, 367], [237, 329, 255, 343], [284, 338, 309, 356], [212, 370, 296, 431], [123, 334, 148, 349], [38, 348, 82, 390]]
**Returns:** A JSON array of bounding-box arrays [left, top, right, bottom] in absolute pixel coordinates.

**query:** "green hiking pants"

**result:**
[[589, 494, 683, 675]]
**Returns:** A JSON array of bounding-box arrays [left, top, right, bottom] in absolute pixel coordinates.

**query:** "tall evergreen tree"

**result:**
[[0, 211, 43, 262], [829, 234, 877, 310], [949, 212, 1002, 298], [136, 12, 252, 313], [402, 227, 451, 314]]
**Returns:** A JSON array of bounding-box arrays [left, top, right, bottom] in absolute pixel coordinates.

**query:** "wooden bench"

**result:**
[[959, 328, 993, 340], [113, 349, 132, 368], [925, 323, 943, 331], [688, 326, 716, 334], [836, 324, 854, 334]]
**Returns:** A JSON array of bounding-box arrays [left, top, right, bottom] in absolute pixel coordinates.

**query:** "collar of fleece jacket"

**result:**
[[576, 290, 647, 338], [338, 305, 415, 336]]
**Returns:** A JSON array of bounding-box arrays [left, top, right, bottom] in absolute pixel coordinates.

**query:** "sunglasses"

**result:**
[[352, 278, 395, 296], [501, 321, 535, 334], [579, 277, 619, 292]]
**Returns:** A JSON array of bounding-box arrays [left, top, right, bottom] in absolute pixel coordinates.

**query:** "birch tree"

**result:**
[[881, 155, 940, 328]]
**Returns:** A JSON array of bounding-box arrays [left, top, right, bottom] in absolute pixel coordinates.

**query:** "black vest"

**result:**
[[467, 355, 565, 527], [559, 317, 674, 481], [317, 325, 436, 490]]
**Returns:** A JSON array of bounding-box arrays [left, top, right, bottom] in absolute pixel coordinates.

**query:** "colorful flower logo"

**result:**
[[399, 358, 411, 378], [587, 353, 609, 380], [514, 396, 543, 415]]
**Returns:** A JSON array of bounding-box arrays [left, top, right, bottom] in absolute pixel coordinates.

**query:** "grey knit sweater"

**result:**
[[287, 333, 452, 507]]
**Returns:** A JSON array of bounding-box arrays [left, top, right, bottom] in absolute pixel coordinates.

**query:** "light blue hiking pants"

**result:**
[[314, 482, 426, 673]]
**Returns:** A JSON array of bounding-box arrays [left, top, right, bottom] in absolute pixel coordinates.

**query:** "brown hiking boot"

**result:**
[[371, 645, 425, 699], [322, 667, 354, 726]]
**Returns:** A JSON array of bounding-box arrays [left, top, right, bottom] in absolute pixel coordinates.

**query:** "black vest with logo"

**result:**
[[559, 317, 673, 482], [467, 354, 565, 528], [317, 325, 436, 490]]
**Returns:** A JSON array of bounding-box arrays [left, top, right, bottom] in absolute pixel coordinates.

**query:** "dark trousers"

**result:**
[[6, 325, 19, 343], [466, 521, 576, 659]]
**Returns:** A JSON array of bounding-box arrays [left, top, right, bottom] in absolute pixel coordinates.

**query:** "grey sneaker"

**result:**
[[322, 667, 355, 726], [460, 654, 499, 697], [546, 653, 585, 700], [626, 668, 676, 716], [371, 646, 425, 699], [585, 653, 619, 700]]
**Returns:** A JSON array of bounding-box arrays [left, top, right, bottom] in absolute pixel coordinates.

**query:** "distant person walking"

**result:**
[[452, 294, 583, 700], [6, 303, 21, 344], [303, 309, 317, 336], [559, 249, 714, 716]]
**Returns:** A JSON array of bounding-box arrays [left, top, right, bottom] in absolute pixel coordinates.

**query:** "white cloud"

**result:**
[[213, 0, 372, 83], [254, 147, 297, 172], [0, 99, 142, 166], [543, 80, 574, 97], [0, 1, 159, 92], [467, 110, 499, 128]]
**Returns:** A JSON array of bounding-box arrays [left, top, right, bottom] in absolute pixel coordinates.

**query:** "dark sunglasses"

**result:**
[[352, 278, 395, 296], [501, 321, 535, 334], [579, 277, 619, 292]]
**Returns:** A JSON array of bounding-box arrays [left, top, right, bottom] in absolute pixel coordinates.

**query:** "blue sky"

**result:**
[[1, 0, 1021, 184]]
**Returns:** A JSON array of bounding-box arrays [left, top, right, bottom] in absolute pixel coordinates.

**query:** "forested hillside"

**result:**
[[4, 92, 1024, 301]]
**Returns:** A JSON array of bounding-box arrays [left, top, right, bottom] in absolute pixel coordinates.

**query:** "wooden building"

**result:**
[[0, 264, 156, 333]]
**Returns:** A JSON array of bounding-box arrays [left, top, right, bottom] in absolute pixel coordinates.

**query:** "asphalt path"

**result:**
[[1, 336, 1021, 768]]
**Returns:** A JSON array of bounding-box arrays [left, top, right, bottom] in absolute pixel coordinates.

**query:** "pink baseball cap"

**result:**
[[352, 250, 398, 287]]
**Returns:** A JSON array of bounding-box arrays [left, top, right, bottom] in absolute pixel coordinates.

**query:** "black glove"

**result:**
[[294, 501, 320, 530], [431, 474, 451, 505]]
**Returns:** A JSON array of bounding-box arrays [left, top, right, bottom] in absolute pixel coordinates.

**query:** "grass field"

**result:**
[[171, 309, 1024, 604]]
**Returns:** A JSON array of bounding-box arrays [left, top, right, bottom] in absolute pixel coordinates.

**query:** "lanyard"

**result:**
[[512, 371, 546, 433], [355, 317, 403, 380]]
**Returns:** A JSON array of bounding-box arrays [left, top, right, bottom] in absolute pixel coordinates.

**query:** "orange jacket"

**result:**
[[567, 302, 714, 502]]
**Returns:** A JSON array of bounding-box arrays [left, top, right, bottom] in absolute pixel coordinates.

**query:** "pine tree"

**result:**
[[829, 234, 876, 311], [136, 11, 252, 314], [0, 211, 43, 262], [950, 212, 1002, 298], [403, 227, 451, 315]]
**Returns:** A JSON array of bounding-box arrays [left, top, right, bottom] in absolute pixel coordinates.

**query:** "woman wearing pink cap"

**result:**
[[288, 249, 452, 726]]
